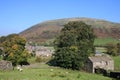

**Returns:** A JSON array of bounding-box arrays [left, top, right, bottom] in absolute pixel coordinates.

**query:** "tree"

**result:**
[[0, 34, 30, 66], [52, 21, 95, 70], [117, 43, 120, 55], [106, 43, 120, 56]]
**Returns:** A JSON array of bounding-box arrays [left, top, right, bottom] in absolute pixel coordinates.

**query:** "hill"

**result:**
[[19, 17, 120, 43]]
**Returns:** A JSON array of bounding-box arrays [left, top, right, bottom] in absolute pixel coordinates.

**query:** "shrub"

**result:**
[[106, 43, 120, 56], [35, 55, 51, 63]]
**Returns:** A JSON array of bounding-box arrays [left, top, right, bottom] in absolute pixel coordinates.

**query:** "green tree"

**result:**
[[0, 34, 30, 66], [52, 21, 95, 70], [106, 43, 120, 56], [117, 43, 120, 55]]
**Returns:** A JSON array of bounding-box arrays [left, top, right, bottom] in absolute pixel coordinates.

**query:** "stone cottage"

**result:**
[[85, 54, 114, 73], [35, 46, 54, 57], [25, 43, 54, 57], [0, 60, 13, 70]]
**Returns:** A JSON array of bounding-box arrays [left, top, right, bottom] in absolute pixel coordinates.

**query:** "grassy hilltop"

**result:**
[[20, 17, 120, 43]]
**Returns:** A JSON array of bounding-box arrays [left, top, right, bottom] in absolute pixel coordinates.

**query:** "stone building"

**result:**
[[85, 54, 114, 73], [35, 46, 54, 57], [0, 60, 13, 70], [25, 43, 54, 57]]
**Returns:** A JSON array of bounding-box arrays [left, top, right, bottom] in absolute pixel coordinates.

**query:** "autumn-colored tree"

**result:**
[[0, 34, 30, 66]]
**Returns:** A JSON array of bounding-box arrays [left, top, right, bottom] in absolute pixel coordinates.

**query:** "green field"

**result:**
[[95, 47, 107, 53], [1, 52, 120, 80], [113, 56, 120, 71], [94, 38, 120, 46], [0, 63, 112, 80]]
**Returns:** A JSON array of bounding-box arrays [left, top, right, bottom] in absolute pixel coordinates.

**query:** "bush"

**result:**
[[35, 55, 51, 63], [106, 43, 120, 56]]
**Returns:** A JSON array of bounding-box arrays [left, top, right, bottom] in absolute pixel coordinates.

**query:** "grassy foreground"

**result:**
[[0, 63, 112, 80]]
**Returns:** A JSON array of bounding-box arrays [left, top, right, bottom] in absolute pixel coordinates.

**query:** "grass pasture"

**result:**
[[113, 56, 120, 71], [94, 38, 120, 46], [0, 63, 112, 80], [95, 47, 107, 53]]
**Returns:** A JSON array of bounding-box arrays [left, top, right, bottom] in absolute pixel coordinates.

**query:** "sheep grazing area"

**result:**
[[0, 63, 112, 80]]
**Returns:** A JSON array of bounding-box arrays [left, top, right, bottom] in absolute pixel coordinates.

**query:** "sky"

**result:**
[[0, 0, 120, 36]]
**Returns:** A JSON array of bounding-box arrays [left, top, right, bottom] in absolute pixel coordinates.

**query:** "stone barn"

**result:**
[[35, 46, 54, 57], [0, 60, 13, 70], [85, 54, 114, 73]]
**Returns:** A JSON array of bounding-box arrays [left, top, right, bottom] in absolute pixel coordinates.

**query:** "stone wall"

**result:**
[[0, 60, 13, 70], [84, 60, 93, 73]]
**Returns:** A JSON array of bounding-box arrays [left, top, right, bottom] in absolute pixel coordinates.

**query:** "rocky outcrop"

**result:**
[[0, 60, 13, 70]]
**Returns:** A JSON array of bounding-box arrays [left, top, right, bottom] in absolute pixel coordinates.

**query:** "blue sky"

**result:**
[[0, 0, 120, 36]]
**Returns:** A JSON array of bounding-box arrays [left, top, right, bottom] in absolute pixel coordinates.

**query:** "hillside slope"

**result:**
[[20, 17, 120, 42]]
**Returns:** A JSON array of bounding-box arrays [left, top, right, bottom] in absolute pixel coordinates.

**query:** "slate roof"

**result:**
[[89, 55, 113, 62]]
